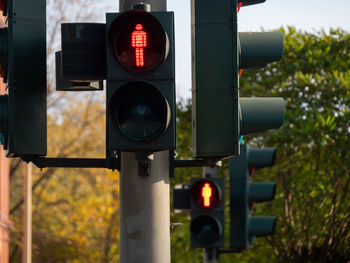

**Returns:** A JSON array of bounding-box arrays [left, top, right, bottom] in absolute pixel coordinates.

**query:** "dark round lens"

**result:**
[[110, 82, 170, 141], [190, 215, 222, 246]]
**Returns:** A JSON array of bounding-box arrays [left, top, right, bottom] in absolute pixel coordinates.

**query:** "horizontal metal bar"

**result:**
[[21, 157, 120, 170], [172, 159, 222, 168], [22, 157, 219, 170]]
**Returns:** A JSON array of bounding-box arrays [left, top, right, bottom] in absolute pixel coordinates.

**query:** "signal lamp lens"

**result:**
[[190, 215, 222, 246], [192, 180, 220, 209], [202, 183, 212, 207], [109, 81, 170, 141], [108, 11, 169, 72]]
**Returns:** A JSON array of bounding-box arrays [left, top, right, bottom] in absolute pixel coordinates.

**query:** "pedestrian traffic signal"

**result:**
[[0, 0, 46, 157], [106, 5, 175, 155], [190, 178, 225, 248], [191, 0, 284, 159], [229, 144, 277, 251]]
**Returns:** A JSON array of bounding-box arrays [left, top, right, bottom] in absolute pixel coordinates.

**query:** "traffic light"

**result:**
[[106, 5, 175, 156], [229, 144, 277, 251], [0, 0, 46, 157], [191, 0, 284, 159], [190, 178, 225, 248]]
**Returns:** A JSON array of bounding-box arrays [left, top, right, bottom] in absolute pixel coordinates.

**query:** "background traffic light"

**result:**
[[191, 0, 284, 159], [229, 144, 277, 251], [106, 7, 175, 156], [56, 23, 106, 91], [190, 178, 225, 248], [0, 0, 46, 157]]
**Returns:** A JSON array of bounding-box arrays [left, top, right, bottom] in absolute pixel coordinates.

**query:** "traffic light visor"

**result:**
[[107, 10, 169, 72], [239, 0, 266, 7], [240, 97, 285, 135], [239, 32, 284, 69]]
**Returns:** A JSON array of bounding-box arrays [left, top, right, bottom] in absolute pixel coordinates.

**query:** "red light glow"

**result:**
[[238, 2, 242, 12], [202, 183, 212, 207], [131, 24, 147, 67]]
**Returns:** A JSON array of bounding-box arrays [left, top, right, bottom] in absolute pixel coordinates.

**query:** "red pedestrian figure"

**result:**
[[202, 183, 212, 207], [131, 24, 147, 67]]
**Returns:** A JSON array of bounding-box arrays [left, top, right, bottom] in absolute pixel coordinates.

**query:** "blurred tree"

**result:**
[[10, 95, 119, 262]]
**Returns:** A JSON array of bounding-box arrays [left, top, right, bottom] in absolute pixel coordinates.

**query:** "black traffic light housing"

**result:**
[[56, 23, 106, 91], [106, 8, 175, 156], [190, 178, 225, 248], [229, 144, 277, 251], [0, 0, 47, 157]]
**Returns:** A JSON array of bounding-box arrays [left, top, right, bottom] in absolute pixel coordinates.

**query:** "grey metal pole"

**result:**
[[120, 151, 170, 263], [203, 167, 219, 263], [118, 1, 170, 263], [23, 163, 32, 263]]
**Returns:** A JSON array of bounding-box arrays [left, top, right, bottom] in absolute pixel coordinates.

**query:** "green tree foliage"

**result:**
[[171, 28, 350, 262]]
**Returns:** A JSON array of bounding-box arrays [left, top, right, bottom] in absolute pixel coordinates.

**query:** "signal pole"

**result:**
[[22, 163, 32, 263], [118, 1, 171, 263]]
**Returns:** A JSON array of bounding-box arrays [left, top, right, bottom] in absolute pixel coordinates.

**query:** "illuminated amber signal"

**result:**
[[202, 183, 213, 207], [131, 24, 147, 67]]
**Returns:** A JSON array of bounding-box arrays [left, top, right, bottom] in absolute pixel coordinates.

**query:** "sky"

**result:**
[[97, 0, 350, 99], [166, 0, 350, 99]]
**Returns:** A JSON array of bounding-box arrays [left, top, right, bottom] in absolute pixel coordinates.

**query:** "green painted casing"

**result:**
[[191, 0, 240, 158], [239, 97, 285, 135], [229, 144, 277, 251], [239, 32, 284, 69], [5, 0, 47, 156]]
